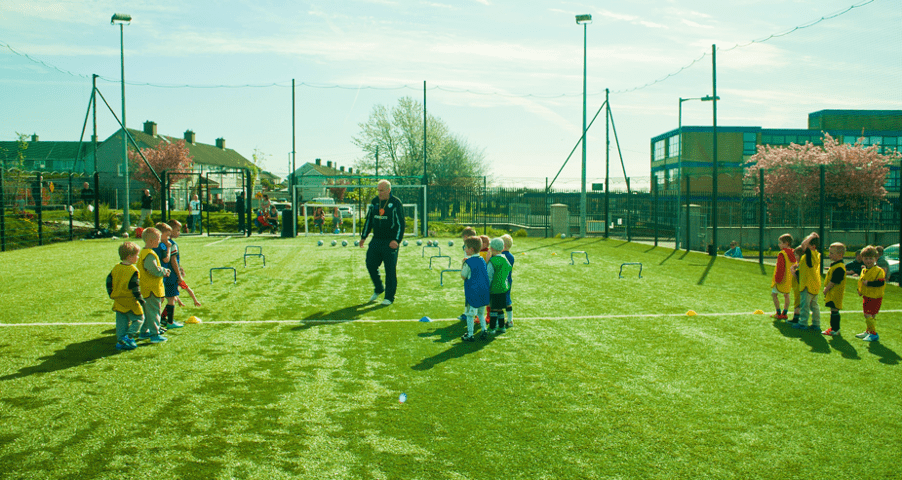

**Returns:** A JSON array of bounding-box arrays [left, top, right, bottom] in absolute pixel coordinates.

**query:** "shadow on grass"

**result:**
[[696, 256, 717, 285], [290, 303, 386, 331], [658, 248, 679, 265], [418, 319, 468, 344], [772, 319, 831, 354], [828, 335, 860, 360], [867, 341, 901, 365], [0, 336, 120, 381], [412, 334, 495, 371]]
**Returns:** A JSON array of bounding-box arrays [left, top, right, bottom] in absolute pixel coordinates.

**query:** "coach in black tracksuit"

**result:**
[[360, 180, 405, 306]]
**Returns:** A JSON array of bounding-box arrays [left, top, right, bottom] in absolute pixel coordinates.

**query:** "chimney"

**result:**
[[31, 134, 39, 142], [143, 121, 157, 136], [185, 130, 196, 144], [315, 158, 321, 166], [327, 161, 333, 168], [340, 166, 345, 172], [216, 138, 226, 149], [348, 168, 353, 174]]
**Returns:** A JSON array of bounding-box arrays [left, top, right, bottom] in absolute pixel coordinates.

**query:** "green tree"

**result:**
[[352, 97, 487, 186]]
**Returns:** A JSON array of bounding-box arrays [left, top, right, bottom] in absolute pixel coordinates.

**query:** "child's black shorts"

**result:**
[[490, 292, 508, 310]]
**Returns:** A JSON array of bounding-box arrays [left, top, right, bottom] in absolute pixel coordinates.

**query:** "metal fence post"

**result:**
[[68, 172, 74, 241], [653, 176, 658, 246], [685, 175, 691, 252], [35, 174, 43, 246], [758, 168, 764, 265], [0, 165, 5, 252], [819, 165, 825, 271]]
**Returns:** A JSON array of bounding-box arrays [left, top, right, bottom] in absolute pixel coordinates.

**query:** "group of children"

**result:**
[[106, 219, 201, 351], [771, 232, 886, 342], [458, 227, 515, 341]]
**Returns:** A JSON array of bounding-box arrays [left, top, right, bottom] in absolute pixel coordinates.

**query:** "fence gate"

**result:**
[[162, 168, 251, 236]]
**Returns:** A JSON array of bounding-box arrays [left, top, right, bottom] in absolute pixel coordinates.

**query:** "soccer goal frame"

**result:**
[[296, 183, 425, 238]]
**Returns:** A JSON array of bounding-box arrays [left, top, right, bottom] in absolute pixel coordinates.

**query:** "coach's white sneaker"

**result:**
[[368, 293, 380, 303], [381, 299, 393, 306]]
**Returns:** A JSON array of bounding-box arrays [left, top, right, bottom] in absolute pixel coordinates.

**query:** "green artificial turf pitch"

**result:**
[[0, 235, 900, 479]]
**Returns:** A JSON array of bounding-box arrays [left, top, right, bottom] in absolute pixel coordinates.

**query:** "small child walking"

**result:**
[[460, 236, 490, 341], [822, 242, 847, 337], [857, 246, 886, 342], [106, 241, 144, 351]]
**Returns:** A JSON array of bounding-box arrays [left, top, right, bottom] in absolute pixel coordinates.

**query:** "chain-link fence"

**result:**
[[0, 170, 95, 251]]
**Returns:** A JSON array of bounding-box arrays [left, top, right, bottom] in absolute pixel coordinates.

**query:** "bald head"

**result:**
[[377, 180, 391, 200]]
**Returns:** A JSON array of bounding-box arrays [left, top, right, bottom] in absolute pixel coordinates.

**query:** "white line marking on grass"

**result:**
[[5, 310, 901, 327], [204, 237, 233, 247]]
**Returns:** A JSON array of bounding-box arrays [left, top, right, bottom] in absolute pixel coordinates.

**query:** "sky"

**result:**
[[1, 0, 900, 189]]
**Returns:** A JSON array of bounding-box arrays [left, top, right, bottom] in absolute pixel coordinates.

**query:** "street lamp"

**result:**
[[676, 95, 717, 251], [576, 14, 591, 238], [111, 13, 131, 231]]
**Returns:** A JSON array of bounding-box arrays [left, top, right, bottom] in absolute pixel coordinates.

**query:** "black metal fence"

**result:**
[[3, 166, 900, 257], [0, 170, 96, 251]]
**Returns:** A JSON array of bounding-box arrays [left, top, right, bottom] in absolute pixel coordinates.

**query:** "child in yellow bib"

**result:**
[[856, 246, 886, 342], [137, 227, 171, 343], [105, 241, 144, 351], [789, 232, 821, 330], [770, 234, 795, 320], [821, 243, 847, 337]]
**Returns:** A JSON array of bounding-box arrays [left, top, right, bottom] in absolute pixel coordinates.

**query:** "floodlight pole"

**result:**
[[677, 95, 718, 251], [112, 13, 131, 231], [292, 78, 297, 237], [711, 44, 719, 256], [576, 14, 592, 238]]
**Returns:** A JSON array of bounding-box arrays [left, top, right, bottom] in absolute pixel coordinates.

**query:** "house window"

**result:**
[[668, 135, 680, 157], [743, 133, 757, 155], [654, 140, 665, 161]]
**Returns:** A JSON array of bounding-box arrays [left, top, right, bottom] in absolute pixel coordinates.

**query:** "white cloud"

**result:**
[[681, 19, 713, 29]]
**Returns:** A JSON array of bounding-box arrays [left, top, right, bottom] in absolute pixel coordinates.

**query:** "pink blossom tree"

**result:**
[[128, 140, 194, 191], [745, 133, 900, 213]]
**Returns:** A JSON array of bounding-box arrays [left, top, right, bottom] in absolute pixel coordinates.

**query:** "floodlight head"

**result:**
[[575, 14, 592, 25], [701, 95, 720, 102], [111, 13, 132, 24]]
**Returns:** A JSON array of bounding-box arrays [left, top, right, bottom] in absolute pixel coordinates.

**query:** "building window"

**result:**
[[654, 140, 665, 161], [743, 133, 757, 155], [886, 168, 900, 192], [668, 135, 680, 158], [654, 170, 665, 184]]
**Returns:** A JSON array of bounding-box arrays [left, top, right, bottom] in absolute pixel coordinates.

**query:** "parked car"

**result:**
[[338, 205, 354, 218], [271, 201, 291, 212], [883, 244, 899, 282], [311, 197, 335, 205]]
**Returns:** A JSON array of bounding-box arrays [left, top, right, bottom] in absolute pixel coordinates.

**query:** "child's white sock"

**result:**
[[505, 306, 512, 324]]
